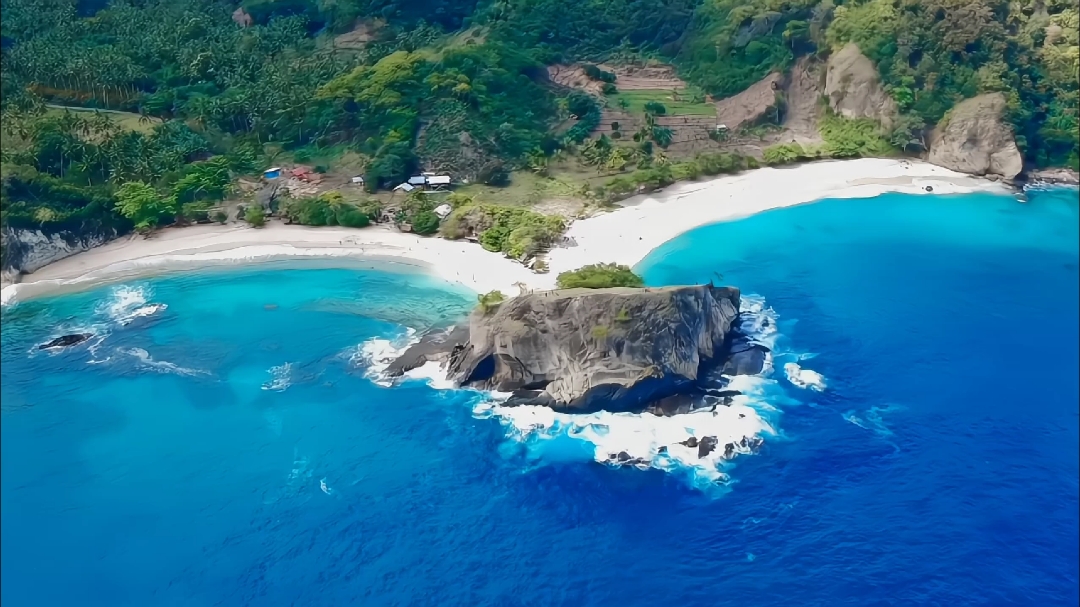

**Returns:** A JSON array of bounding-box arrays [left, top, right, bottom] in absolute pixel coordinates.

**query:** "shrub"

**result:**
[[245, 205, 266, 227], [820, 114, 895, 158], [582, 64, 616, 83], [442, 204, 566, 259], [643, 100, 667, 115], [357, 200, 383, 221], [556, 263, 644, 289], [601, 82, 618, 95], [477, 290, 506, 313], [762, 142, 814, 165], [336, 207, 371, 228], [281, 192, 372, 228], [411, 210, 440, 235], [212, 210, 228, 224]]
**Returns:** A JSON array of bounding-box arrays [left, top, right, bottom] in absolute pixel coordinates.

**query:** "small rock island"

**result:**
[[389, 284, 770, 415]]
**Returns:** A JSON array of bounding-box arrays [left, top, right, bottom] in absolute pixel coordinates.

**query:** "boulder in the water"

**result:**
[[38, 333, 93, 350], [697, 436, 719, 458], [385, 325, 469, 377], [721, 341, 770, 376]]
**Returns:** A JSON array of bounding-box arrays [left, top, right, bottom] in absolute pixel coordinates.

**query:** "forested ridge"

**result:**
[[0, 0, 1076, 245]]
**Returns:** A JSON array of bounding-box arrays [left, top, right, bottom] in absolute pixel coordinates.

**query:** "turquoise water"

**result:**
[[1, 188, 1077, 605]]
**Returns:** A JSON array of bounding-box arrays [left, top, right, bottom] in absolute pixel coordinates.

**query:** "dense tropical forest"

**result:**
[[0, 0, 1077, 245]]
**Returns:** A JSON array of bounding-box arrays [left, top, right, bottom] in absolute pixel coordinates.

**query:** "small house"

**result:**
[[433, 203, 452, 219], [394, 182, 416, 193], [403, 174, 453, 191], [426, 175, 452, 191], [350, 176, 365, 185], [263, 167, 282, 180]]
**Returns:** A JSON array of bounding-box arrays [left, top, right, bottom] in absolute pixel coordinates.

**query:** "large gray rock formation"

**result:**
[[1, 226, 117, 282], [825, 43, 897, 128], [928, 93, 1024, 180], [391, 285, 749, 413]]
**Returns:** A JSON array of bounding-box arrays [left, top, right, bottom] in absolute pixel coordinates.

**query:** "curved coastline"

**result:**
[[0, 158, 1010, 306]]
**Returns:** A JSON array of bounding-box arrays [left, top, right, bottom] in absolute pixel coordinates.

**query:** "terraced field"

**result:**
[[607, 90, 716, 117]]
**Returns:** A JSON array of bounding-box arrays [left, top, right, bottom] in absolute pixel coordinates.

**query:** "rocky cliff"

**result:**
[[390, 285, 762, 413], [928, 93, 1024, 180], [825, 43, 897, 129], [0, 226, 117, 282]]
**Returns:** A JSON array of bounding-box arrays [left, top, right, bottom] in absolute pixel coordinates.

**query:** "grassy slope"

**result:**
[[607, 90, 716, 117]]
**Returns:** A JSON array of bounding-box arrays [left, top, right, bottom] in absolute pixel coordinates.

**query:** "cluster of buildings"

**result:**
[[391, 173, 453, 194], [262, 167, 454, 196]]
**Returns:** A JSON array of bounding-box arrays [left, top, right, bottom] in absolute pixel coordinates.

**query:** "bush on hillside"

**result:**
[[244, 205, 266, 227], [411, 210, 440, 235], [441, 203, 565, 260]]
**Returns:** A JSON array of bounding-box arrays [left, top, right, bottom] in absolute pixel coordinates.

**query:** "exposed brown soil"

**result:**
[[777, 56, 823, 146], [333, 20, 385, 50], [600, 63, 688, 91], [547, 65, 606, 96], [713, 72, 783, 131]]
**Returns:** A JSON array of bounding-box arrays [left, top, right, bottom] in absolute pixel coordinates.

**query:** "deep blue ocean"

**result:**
[[2, 189, 1077, 606]]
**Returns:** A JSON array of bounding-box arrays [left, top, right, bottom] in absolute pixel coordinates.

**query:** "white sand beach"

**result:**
[[0, 158, 1010, 306]]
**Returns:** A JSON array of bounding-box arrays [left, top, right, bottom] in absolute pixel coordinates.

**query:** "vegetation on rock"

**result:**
[[477, 290, 506, 313], [556, 263, 645, 289]]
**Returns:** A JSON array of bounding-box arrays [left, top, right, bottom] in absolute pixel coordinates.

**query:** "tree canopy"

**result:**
[[0, 0, 1075, 245]]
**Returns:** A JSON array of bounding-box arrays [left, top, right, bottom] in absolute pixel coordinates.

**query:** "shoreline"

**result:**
[[0, 158, 1012, 306]]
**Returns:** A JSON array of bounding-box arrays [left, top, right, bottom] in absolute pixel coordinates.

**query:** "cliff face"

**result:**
[[0, 226, 116, 281], [824, 43, 897, 129], [928, 93, 1024, 179], [393, 285, 745, 412]]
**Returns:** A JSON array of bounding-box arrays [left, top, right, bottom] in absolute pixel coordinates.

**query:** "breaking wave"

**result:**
[[346, 328, 418, 386]]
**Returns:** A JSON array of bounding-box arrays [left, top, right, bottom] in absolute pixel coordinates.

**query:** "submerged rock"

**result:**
[[38, 333, 93, 350], [442, 285, 742, 412]]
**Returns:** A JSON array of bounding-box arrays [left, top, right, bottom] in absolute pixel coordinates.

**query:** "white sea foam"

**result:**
[[348, 329, 418, 385], [784, 362, 826, 391], [401, 360, 458, 390], [93, 284, 168, 326], [120, 347, 209, 377], [263, 363, 294, 391], [473, 389, 775, 483]]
